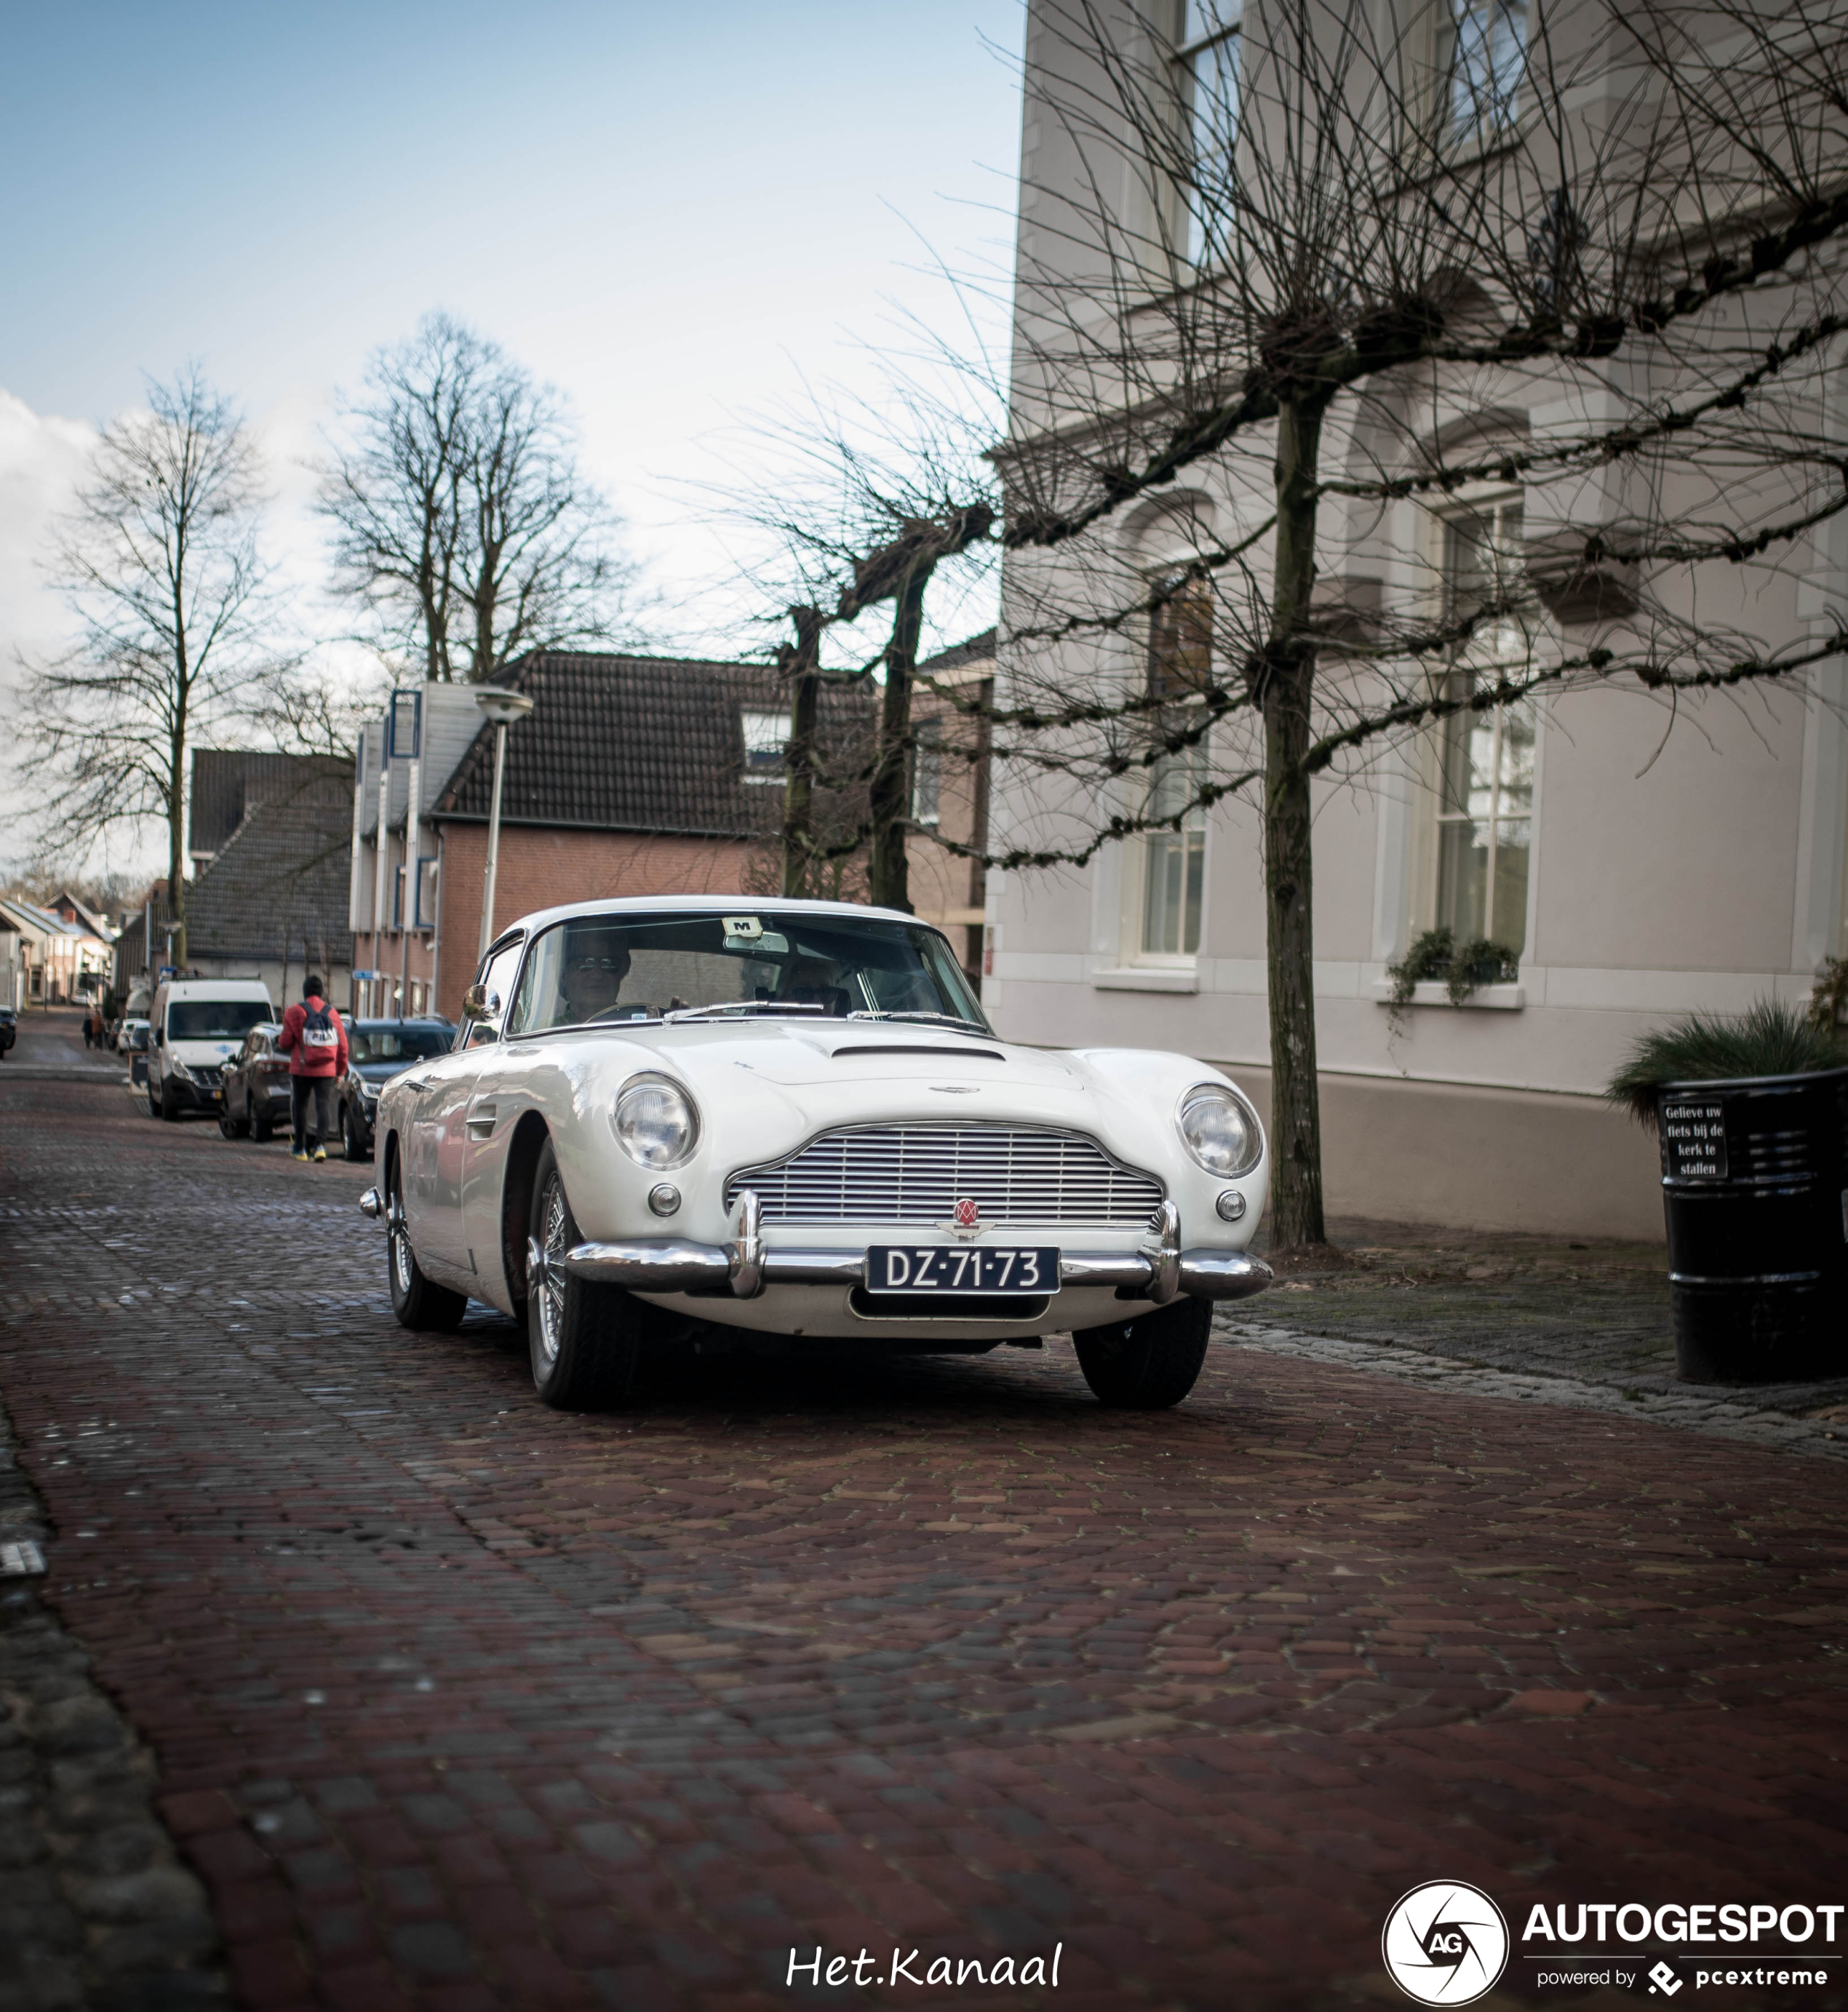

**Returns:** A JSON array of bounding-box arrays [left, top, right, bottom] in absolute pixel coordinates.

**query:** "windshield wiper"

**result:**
[[847, 1010, 993, 1035], [663, 1001, 829, 1023]]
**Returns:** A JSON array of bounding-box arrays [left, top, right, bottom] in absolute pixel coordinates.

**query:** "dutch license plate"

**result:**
[[865, 1245, 1060, 1294]]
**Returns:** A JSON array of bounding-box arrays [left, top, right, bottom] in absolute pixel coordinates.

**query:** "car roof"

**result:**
[[492, 895, 938, 941], [156, 979, 274, 998]]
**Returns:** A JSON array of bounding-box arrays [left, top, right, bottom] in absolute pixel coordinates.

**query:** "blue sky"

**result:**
[[0, 0, 1025, 672]]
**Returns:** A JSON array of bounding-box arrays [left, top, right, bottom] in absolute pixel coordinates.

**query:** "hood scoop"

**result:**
[[829, 1044, 1005, 1062]]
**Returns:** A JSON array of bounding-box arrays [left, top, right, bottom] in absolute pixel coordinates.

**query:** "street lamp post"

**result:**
[[475, 687, 535, 964]]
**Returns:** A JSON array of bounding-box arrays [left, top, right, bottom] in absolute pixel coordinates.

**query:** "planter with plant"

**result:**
[[1384, 929, 1520, 1030], [1607, 999, 1848, 1384]]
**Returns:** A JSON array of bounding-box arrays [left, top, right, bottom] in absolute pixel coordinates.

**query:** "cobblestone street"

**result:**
[[4, 1056, 1848, 2010]]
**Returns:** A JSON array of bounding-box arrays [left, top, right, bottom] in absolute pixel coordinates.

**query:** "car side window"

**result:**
[[466, 936, 525, 1047]]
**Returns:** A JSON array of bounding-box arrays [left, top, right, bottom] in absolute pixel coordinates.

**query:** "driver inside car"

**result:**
[[559, 935, 633, 1021], [782, 955, 851, 1016]]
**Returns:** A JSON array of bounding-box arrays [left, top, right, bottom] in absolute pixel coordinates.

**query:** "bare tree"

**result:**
[[319, 312, 645, 683], [719, 396, 998, 909], [954, 0, 1848, 1247], [15, 367, 286, 962], [746, 0, 1848, 1250]]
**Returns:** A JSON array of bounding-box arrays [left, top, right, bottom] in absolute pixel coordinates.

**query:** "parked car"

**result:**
[[146, 979, 275, 1120], [360, 898, 1272, 1412], [0, 1007, 15, 1059], [218, 1023, 290, 1141], [335, 1019, 457, 1162], [116, 1015, 149, 1056]]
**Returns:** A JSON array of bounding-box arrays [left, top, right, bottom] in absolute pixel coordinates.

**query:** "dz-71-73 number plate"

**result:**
[[865, 1246, 1060, 1294]]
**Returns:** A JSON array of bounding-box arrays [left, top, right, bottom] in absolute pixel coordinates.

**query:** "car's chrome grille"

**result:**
[[726, 1125, 1165, 1227]]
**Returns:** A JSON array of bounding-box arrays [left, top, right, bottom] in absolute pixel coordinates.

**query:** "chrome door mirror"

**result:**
[[463, 984, 500, 1021]]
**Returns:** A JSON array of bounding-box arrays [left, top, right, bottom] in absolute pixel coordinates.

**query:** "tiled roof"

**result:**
[[0, 895, 97, 943], [919, 628, 997, 675], [190, 751, 348, 858], [186, 764, 356, 965], [430, 652, 875, 837]]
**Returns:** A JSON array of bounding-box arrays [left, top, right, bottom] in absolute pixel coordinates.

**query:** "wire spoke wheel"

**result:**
[[535, 1175, 571, 1370], [525, 1138, 638, 1410], [386, 1155, 466, 1333]]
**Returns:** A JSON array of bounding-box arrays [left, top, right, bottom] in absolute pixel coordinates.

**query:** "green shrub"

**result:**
[[1385, 927, 1520, 1018], [1606, 997, 1848, 1125]]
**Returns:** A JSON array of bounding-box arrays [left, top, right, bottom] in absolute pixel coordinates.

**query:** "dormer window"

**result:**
[[740, 709, 789, 784]]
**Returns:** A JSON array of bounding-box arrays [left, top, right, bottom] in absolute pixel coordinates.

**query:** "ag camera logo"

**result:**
[[1382, 1881, 1510, 2004]]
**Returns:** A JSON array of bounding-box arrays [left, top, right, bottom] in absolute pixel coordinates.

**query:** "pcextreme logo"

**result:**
[[1382, 1881, 1512, 2005]]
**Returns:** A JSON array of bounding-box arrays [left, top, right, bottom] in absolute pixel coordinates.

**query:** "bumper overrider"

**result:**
[[358, 1191, 1272, 1304]]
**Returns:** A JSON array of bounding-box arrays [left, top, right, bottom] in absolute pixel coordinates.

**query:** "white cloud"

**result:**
[[0, 391, 96, 875], [0, 388, 92, 664]]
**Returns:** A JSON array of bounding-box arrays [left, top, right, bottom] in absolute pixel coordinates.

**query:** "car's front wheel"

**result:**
[[527, 1141, 640, 1410], [1072, 1295, 1213, 1409], [218, 1102, 248, 1139], [386, 1153, 468, 1333], [343, 1101, 370, 1162]]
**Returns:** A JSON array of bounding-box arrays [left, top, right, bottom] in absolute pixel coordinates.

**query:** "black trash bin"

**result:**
[[1659, 1066, 1848, 1382]]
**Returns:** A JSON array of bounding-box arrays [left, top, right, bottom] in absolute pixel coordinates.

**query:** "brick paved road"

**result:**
[[4, 1079, 1848, 2011]]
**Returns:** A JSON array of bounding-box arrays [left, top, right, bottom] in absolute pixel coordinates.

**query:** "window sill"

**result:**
[[1371, 978, 1525, 1010], [1093, 966, 1200, 994]]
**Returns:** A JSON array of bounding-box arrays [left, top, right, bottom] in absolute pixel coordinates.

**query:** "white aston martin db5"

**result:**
[[360, 899, 1270, 1410]]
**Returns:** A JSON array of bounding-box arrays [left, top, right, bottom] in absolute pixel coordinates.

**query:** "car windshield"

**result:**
[[506, 911, 989, 1036], [166, 999, 271, 1040], [348, 1025, 454, 1065]]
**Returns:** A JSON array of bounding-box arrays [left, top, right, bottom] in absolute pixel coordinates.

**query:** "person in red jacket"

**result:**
[[277, 975, 349, 1163]]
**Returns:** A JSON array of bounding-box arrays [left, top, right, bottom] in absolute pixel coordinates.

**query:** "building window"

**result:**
[[910, 718, 942, 828], [1172, 1, 1240, 268], [1137, 575, 1213, 959], [1432, 500, 1535, 959], [740, 709, 788, 784], [1439, 0, 1527, 143], [1142, 756, 1207, 957]]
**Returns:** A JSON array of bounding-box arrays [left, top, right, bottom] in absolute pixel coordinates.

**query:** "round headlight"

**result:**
[[1176, 1083, 1261, 1178], [613, 1074, 698, 1170]]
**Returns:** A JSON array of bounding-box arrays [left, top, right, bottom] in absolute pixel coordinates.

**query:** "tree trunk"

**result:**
[[780, 609, 824, 898], [1262, 399, 1327, 1248], [782, 663, 820, 897], [868, 559, 932, 911], [167, 712, 188, 970]]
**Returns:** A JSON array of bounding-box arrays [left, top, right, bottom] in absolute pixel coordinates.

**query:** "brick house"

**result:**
[[350, 652, 875, 1025], [907, 630, 995, 981]]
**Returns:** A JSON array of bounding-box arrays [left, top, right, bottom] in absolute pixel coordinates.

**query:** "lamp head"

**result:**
[[474, 687, 535, 727]]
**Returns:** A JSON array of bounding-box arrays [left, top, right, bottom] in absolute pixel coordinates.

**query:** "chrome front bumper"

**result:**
[[357, 1188, 1273, 1304], [545, 1197, 1269, 1304]]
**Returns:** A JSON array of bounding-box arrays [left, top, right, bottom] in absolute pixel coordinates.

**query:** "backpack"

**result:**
[[300, 999, 340, 1053]]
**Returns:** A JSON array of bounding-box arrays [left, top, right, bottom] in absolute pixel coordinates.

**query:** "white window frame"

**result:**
[[740, 708, 789, 786], [1170, 1, 1242, 271], [1123, 569, 1214, 968], [1414, 492, 1540, 959], [1433, 0, 1529, 149], [910, 716, 942, 829]]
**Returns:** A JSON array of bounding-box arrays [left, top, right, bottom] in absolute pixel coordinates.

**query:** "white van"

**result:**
[[147, 978, 275, 1121]]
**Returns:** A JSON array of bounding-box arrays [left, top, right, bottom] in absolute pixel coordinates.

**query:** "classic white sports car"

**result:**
[[360, 898, 1270, 1410]]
